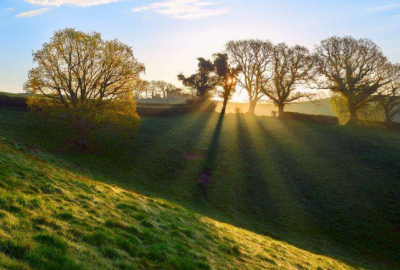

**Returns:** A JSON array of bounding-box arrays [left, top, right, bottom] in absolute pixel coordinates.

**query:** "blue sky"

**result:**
[[1, 0, 400, 93]]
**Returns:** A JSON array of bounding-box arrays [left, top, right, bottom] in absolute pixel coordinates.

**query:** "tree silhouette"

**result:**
[[178, 58, 218, 101], [226, 40, 274, 114], [262, 43, 315, 117], [314, 36, 397, 125], [377, 64, 400, 123], [213, 53, 240, 114]]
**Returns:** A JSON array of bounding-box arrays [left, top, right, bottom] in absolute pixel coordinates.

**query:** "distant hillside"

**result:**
[[216, 98, 334, 116], [0, 91, 30, 98]]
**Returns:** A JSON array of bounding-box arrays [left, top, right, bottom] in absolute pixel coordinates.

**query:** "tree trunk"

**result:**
[[278, 104, 285, 118], [385, 114, 393, 125], [221, 98, 229, 114], [248, 99, 257, 115], [347, 103, 358, 125]]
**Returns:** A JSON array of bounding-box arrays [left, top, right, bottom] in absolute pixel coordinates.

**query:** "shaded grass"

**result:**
[[0, 107, 400, 269], [0, 136, 355, 269]]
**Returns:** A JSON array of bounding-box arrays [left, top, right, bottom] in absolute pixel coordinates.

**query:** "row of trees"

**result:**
[[180, 37, 400, 124], [134, 80, 189, 100], [24, 28, 400, 149]]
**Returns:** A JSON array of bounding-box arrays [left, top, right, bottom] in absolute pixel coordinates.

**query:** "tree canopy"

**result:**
[[213, 53, 240, 114], [25, 28, 145, 149], [226, 40, 274, 114], [262, 43, 315, 116], [314, 36, 399, 124], [178, 58, 218, 101]]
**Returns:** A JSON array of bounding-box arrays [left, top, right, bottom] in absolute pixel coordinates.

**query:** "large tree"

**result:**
[[213, 53, 240, 114], [226, 40, 274, 114], [377, 64, 400, 123], [314, 36, 396, 124], [178, 58, 218, 101], [25, 28, 145, 149], [262, 43, 315, 116]]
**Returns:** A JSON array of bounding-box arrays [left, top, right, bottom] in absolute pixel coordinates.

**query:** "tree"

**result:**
[[262, 43, 315, 117], [226, 40, 274, 114], [133, 80, 149, 100], [377, 64, 400, 123], [178, 58, 218, 100], [147, 81, 160, 99], [153, 81, 181, 99], [25, 28, 145, 149], [314, 36, 396, 125], [330, 93, 384, 125], [213, 53, 240, 114]]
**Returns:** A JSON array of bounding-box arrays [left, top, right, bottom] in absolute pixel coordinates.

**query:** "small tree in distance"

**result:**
[[262, 43, 315, 117], [213, 53, 240, 114], [25, 28, 145, 149], [178, 58, 218, 101]]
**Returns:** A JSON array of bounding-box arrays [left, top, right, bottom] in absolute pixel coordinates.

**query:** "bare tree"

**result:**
[[314, 36, 396, 125], [152, 81, 179, 99], [213, 53, 240, 114], [226, 40, 274, 114], [262, 43, 315, 116], [148, 81, 160, 99], [377, 64, 400, 123], [133, 80, 149, 100], [25, 28, 145, 149]]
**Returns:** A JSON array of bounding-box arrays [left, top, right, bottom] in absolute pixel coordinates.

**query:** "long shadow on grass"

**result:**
[[276, 118, 400, 268], [234, 114, 284, 232], [11, 112, 215, 199], [255, 117, 400, 270]]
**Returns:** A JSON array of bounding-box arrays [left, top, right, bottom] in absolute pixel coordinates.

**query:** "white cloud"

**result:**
[[367, 3, 400, 11], [17, 8, 50, 17], [132, 0, 229, 20], [24, 0, 125, 7], [5, 8, 15, 11]]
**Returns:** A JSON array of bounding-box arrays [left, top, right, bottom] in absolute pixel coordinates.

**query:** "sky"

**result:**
[[1, 0, 400, 97]]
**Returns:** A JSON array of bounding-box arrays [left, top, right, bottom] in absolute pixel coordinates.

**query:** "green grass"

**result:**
[[0, 107, 400, 269]]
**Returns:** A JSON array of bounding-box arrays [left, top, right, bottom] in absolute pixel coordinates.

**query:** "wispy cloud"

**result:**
[[367, 3, 400, 11], [132, 0, 229, 20], [5, 8, 15, 11], [24, 0, 125, 7], [17, 8, 50, 17]]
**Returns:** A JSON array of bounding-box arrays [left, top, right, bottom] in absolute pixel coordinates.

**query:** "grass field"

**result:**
[[0, 107, 400, 269]]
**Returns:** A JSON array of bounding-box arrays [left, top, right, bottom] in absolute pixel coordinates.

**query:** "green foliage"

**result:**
[[24, 28, 144, 148], [330, 93, 385, 124]]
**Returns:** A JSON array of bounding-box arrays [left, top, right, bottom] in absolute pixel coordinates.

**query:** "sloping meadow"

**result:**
[[0, 137, 354, 270]]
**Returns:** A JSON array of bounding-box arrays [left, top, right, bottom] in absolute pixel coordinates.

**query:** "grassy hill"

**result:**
[[0, 135, 356, 270], [0, 107, 400, 269]]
